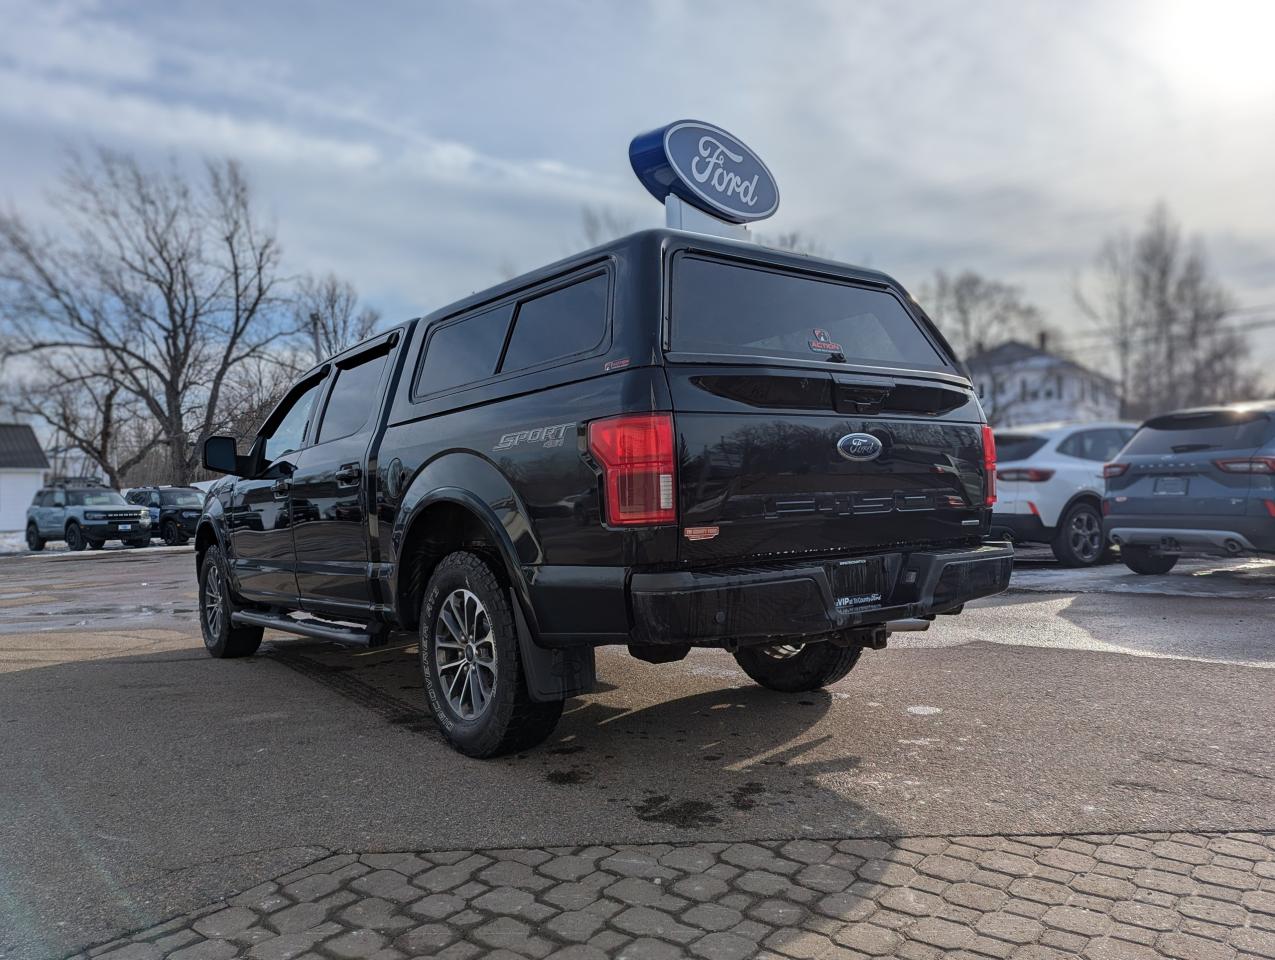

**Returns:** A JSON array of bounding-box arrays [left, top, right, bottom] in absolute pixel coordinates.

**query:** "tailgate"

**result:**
[[1109, 410, 1273, 517], [669, 366, 987, 564]]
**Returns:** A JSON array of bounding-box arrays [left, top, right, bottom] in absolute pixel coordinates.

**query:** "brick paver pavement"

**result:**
[[79, 832, 1275, 960]]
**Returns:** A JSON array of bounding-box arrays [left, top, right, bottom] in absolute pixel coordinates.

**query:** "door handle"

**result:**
[[271, 478, 291, 499], [335, 463, 362, 487]]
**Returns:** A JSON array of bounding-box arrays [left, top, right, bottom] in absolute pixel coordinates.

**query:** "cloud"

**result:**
[[0, 0, 1271, 366]]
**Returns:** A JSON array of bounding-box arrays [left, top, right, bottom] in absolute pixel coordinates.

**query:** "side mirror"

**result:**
[[203, 435, 240, 474]]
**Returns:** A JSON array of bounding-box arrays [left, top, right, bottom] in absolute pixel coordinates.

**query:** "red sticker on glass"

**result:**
[[808, 328, 842, 353]]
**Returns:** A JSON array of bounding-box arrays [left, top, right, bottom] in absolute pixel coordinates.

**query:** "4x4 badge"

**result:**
[[837, 433, 883, 461]]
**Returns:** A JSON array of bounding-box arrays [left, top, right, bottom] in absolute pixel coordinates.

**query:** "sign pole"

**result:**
[[664, 195, 750, 241]]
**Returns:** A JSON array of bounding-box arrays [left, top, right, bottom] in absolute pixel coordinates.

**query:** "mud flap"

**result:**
[[511, 589, 596, 702]]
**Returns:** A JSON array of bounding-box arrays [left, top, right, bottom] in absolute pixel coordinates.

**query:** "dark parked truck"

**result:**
[[1103, 402, 1275, 574], [196, 230, 1012, 756]]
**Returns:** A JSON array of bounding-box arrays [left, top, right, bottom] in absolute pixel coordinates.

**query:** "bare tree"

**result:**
[[920, 270, 1052, 360], [0, 149, 290, 483], [295, 271, 380, 365], [1076, 204, 1261, 417], [2, 351, 159, 488], [580, 205, 635, 247], [759, 231, 830, 258]]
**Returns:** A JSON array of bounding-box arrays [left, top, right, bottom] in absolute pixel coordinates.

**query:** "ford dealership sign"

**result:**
[[629, 120, 780, 224]]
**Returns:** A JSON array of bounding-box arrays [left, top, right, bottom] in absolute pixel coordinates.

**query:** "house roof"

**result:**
[[964, 340, 1116, 387], [0, 423, 50, 470]]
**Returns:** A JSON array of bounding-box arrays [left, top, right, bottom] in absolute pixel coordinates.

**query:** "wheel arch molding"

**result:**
[[392, 461, 591, 702], [391, 452, 543, 633]]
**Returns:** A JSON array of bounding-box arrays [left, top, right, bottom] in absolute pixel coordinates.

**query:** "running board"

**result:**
[[231, 610, 390, 648]]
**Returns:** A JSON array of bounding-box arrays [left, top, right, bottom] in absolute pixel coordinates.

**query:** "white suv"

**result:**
[[990, 421, 1137, 566]]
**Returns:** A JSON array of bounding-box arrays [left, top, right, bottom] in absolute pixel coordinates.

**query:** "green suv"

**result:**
[[25, 478, 152, 551]]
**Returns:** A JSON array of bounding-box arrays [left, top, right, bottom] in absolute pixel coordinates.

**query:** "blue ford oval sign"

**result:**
[[837, 433, 883, 462], [629, 120, 780, 224]]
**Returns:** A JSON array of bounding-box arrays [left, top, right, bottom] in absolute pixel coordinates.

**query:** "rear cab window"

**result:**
[[669, 254, 951, 371], [1125, 410, 1274, 455]]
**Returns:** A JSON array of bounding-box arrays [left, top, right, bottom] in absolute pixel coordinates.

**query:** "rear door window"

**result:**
[[1124, 411, 1273, 455], [994, 434, 1048, 462], [316, 351, 390, 443], [671, 255, 948, 369], [417, 304, 514, 396], [500, 273, 608, 374]]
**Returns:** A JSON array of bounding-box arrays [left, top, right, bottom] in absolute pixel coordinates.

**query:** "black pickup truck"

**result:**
[[197, 229, 1012, 757]]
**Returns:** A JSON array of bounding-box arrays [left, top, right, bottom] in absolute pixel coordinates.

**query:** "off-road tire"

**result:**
[[88, 539, 104, 550], [65, 522, 86, 552], [162, 520, 187, 546], [1051, 501, 1105, 567], [1120, 546, 1179, 576], [419, 551, 562, 758], [734, 640, 862, 693], [25, 524, 45, 552], [199, 545, 263, 658]]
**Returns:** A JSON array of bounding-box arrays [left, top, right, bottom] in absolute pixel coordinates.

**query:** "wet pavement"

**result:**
[[0, 547, 1272, 958]]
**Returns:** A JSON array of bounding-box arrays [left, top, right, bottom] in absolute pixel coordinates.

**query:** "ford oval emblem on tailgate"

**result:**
[[837, 433, 882, 461]]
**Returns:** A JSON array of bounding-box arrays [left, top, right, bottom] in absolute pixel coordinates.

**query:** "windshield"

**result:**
[[1124, 411, 1273, 455], [161, 489, 204, 506], [671, 255, 949, 369], [994, 434, 1049, 462], [67, 490, 127, 506]]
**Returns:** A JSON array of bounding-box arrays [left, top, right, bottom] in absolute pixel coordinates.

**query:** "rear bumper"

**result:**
[[1106, 519, 1274, 556], [529, 543, 1012, 649], [990, 512, 1051, 544]]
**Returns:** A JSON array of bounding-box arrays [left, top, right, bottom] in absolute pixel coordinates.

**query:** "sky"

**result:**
[[1, 0, 1274, 367]]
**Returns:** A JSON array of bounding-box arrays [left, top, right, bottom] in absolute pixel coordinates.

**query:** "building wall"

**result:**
[[0, 470, 45, 531], [974, 363, 1119, 427]]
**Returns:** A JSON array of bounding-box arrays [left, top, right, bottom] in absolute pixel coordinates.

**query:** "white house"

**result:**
[[965, 338, 1119, 427], [0, 423, 50, 531]]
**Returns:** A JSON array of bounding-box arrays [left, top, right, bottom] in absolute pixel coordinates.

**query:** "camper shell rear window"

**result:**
[[669, 254, 951, 370]]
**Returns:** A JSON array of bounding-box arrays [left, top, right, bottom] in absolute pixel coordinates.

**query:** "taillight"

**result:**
[[1215, 457, 1275, 474], [1103, 463, 1129, 479], [1265, 499, 1275, 518], [996, 468, 1055, 482], [982, 424, 996, 506], [587, 413, 676, 526]]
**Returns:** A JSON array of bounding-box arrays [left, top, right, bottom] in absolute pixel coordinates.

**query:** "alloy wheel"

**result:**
[[433, 588, 498, 721], [1068, 509, 1102, 563], [203, 563, 224, 643]]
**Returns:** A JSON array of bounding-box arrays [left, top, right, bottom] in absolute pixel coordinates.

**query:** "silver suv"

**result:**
[[1103, 402, 1275, 574], [25, 478, 151, 551]]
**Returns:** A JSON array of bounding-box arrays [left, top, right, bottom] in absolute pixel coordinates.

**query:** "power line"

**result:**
[[1058, 311, 1275, 351]]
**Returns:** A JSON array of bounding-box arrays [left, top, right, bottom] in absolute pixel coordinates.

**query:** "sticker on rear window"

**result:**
[[808, 328, 843, 354]]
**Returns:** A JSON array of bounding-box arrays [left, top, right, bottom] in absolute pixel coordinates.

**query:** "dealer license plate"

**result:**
[[118, 523, 132, 531], [1153, 477, 1188, 495], [828, 556, 886, 613]]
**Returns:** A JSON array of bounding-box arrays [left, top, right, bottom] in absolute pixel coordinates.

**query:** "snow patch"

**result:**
[[907, 705, 943, 716]]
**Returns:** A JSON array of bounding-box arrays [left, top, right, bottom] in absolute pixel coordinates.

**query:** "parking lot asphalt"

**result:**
[[1, 547, 1273, 959]]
